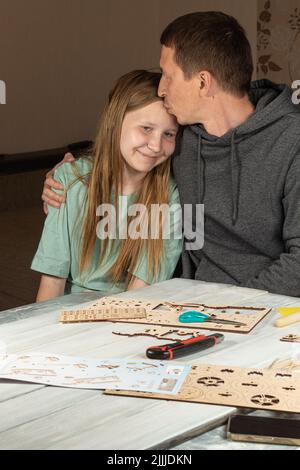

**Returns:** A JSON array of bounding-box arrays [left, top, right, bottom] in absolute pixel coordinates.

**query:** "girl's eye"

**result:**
[[142, 126, 152, 133], [164, 132, 176, 139]]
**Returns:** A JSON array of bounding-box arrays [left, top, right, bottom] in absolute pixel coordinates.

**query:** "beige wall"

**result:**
[[257, 0, 300, 84], [0, 0, 257, 154]]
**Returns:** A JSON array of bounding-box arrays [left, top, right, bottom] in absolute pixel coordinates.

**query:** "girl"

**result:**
[[31, 70, 182, 301]]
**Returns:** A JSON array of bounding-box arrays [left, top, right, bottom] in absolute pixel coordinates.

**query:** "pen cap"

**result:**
[[146, 349, 167, 360], [212, 333, 225, 344]]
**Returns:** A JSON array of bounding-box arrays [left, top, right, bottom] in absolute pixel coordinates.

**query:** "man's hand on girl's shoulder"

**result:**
[[42, 152, 75, 214]]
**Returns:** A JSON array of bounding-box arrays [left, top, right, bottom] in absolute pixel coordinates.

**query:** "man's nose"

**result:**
[[158, 77, 166, 97]]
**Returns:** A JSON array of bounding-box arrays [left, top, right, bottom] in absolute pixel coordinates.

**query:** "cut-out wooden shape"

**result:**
[[280, 334, 300, 344], [60, 306, 146, 323], [112, 326, 201, 341]]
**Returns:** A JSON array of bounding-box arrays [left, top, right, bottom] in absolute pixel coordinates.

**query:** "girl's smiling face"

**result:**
[[120, 100, 178, 180]]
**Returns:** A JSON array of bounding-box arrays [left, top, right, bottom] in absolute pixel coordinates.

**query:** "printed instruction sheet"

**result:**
[[0, 352, 190, 395]]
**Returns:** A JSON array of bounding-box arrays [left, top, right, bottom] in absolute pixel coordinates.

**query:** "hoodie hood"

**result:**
[[172, 79, 300, 293], [189, 79, 300, 225]]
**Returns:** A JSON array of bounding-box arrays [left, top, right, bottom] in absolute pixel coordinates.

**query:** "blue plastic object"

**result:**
[[178, 310, 245, 326]]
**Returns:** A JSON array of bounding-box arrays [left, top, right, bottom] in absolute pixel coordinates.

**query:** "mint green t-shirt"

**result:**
[[31, 158, 183, 295]]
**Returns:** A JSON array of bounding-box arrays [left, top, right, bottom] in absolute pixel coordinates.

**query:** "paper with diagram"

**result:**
[[0, 352, 190, 394]]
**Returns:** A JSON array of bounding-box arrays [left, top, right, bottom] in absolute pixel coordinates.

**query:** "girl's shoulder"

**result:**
[[53, 156, 92, 188]]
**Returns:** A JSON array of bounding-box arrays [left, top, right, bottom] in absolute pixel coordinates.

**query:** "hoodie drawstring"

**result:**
[[230, 131, 240, 226], [197, 136, 205, 204], [197, 131, 241, 226]]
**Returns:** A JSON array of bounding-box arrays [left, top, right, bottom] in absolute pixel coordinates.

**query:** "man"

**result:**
[[43, 11, 300, 296]]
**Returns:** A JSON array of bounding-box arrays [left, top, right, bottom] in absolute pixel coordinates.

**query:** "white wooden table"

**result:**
[[1, 279, 300, 450]]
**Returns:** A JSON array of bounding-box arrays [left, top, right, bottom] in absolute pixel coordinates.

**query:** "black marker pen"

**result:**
[[146, 333, 224, 360]]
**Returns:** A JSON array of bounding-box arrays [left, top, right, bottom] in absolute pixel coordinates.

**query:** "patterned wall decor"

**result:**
[[257, 0, 300, 84]]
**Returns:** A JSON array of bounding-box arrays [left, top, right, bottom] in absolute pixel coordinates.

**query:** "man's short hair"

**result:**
[[160, 11, 253, 97]]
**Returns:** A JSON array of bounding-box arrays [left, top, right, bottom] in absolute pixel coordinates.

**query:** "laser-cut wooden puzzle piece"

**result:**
[[112, 326, 201, 341], [280, 334, 300, 343], [250, 395, 280, 407], [61, 297, 271, 333], [89, 297, 167, 311], [60, 306, 146, 323], [105, 363, 300, 413]]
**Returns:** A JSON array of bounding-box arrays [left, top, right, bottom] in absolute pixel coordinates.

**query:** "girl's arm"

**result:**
[[36, 274, 67, 302], [127, 276, 149, 291]]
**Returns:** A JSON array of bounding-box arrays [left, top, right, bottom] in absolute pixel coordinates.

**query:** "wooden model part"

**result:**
[[112, 326, 202, 341], [167, 301, 269, 312], [105, 363, 300, 413], [61, 296, 271, 333], [280, 334, 300, 344], [60, 306, 146, 323]]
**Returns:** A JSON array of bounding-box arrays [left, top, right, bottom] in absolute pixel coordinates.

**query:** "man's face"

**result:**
[[158, 46, 201, 125]]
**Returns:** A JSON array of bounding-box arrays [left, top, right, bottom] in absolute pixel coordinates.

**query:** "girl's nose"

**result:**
[[147, 134, 162, 153]]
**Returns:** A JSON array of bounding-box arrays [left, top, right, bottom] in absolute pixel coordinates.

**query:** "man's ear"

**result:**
[[197, 71, 214, 96]]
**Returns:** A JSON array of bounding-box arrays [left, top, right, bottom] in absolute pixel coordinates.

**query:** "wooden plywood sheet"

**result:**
[[61, 297, 271, 334], [105, 363, 300, 413]]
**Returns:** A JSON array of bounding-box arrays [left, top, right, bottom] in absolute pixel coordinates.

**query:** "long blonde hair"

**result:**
[[79, 70, 171, 286]]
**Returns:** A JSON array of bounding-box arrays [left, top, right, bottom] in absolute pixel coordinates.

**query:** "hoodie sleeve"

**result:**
[[245, 146, 300, 296]]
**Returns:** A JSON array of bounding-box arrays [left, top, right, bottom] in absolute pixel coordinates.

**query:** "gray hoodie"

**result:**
[[172, 79, 300, 296]]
